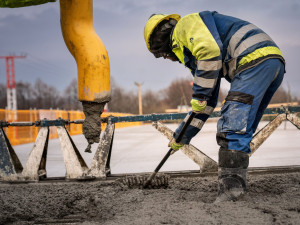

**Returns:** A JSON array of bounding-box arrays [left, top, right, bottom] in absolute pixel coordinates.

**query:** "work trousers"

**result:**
[[217, 58, 285, 153]]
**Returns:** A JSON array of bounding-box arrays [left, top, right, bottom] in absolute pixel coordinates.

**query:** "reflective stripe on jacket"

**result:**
[[171, 11, 284, 100]]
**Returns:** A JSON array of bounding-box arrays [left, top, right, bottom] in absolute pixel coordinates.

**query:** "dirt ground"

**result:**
[[0, 171, 300, 225]]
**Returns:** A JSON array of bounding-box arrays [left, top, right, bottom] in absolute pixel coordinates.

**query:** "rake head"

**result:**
[[117, 173, 170, 189]]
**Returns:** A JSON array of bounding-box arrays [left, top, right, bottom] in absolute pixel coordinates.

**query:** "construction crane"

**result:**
[[0, 55, 26, 118]]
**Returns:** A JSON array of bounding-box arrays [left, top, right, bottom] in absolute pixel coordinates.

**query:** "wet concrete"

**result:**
[[0, 171, 299, 224], [82, 101, 105, 146]]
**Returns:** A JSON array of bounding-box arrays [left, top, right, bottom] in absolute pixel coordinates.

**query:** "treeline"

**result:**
[[108, 78, 298, 113], [0, 79, 81, 110], [0, 77, 298, 113]]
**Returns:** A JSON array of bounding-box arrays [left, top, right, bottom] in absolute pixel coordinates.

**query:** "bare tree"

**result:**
[[64, 78, 82, 110], [16, 81, 35, 109], [1, 77, 298, 113], [33, 79, 61, 109], [0, 83, 6, 108], [161, 78, 194, 109], [142, 90, 166, 114], [270, 86, 290, 104], [108, 87, 138, 113], [107, 77, 138, 113]]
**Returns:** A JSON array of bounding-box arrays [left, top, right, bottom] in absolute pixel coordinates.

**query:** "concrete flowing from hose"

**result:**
[[82, 101, 106, 153]]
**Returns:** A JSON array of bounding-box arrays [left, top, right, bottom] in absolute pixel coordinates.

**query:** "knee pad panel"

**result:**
[[217, 91, 254, 134]]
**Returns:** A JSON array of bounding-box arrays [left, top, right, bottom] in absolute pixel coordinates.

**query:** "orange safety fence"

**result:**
[[0, 109, 141, 146]]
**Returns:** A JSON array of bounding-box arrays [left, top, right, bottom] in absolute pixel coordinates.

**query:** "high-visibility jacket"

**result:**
[[171, 11, 284, 101]]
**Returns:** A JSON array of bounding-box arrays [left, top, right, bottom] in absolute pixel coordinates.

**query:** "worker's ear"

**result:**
[[169, 18, 178, 26]]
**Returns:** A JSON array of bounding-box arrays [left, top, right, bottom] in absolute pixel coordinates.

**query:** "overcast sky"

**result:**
[[0, 0, 299, 97]]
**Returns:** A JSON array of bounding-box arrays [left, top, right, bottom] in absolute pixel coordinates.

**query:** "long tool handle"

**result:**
[[143, 111, 196, 188], [174, 111, 195, 143]]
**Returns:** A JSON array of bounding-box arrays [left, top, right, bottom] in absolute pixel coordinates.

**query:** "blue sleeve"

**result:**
[[173, 77, 221, 144], [192, 11, 223, 101]]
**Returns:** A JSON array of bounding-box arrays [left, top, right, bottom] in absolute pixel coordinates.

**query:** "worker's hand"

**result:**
[[82, 101, 105, 153], [190, 99, 207, 113], [168, 138, 184, 154]]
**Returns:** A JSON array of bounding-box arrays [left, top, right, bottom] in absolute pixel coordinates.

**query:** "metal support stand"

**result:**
[[0, 107, 299, 181], [152, 121, 218, 172], [89, 119, 115, 178], [57, 126, 89, 179], [287, 113, 300, 130], [0, 127, 23, 179], [250, 114, 286, 156], [22, 127, 49, 181]]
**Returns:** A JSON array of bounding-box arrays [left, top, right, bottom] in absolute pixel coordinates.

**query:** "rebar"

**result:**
[[1, 106, 300, 127]]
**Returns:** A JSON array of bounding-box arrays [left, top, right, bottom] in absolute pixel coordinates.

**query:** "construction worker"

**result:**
[[144, 12, 285, 202]]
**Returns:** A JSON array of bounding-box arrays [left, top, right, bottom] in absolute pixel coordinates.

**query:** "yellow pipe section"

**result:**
[[60, 0, 110, 103]]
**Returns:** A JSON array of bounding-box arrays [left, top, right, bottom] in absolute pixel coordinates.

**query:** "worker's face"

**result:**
[[154, 52, 178, 61], [163, 55, 178, 61]]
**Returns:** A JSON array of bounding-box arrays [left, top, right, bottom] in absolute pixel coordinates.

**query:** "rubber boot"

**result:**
[[215, 148, 249, 203]]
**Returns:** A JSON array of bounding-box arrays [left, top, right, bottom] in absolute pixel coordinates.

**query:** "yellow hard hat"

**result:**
[[144, 14, 181, 51]]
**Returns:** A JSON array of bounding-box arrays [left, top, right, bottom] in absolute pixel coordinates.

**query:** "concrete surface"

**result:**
[[1, 171, 300, 225], [13, 120, 300, 177]]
